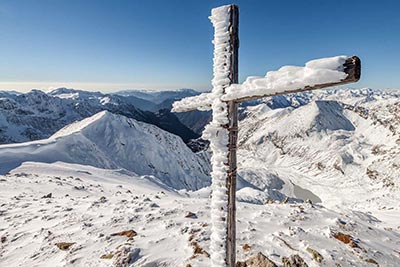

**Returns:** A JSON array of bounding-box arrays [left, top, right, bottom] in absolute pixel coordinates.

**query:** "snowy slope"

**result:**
[[0, 111, 210, 190], [0, 162, 399, 266], [237, 89, 400, 211]]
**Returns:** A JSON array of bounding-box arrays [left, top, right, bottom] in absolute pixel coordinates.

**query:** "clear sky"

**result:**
[[1, 0, 399, 92]]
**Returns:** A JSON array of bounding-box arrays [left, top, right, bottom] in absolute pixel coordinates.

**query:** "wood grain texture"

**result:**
[[226, 4, 239, 267]]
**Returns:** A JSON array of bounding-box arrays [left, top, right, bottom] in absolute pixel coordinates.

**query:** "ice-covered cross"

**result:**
[[172, 5, 361, 267]]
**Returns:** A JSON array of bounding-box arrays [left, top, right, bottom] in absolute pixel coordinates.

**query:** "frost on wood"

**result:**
[[201, 5, 231, 267], [222, 55, 349, 101]]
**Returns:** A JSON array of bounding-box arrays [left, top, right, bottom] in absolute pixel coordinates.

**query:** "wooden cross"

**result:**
[[172, 4, 361, 267]]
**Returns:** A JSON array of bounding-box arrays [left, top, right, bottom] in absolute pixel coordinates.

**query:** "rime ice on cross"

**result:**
[[172, 4, 361, 267]]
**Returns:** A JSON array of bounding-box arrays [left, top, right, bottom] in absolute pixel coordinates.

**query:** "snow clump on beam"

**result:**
[[172, 92, 212, 112], [222, 55, 349, 101]]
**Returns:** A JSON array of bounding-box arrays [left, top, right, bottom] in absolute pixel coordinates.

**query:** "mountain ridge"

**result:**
[[0, 111, 210, 190], [0, 88, 199, 144]]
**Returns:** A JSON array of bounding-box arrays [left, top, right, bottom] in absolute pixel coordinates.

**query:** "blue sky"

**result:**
[[0, 0, 399, 92]]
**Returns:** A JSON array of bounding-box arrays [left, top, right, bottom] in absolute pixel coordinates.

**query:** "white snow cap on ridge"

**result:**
[[222, 55, 349, 101]]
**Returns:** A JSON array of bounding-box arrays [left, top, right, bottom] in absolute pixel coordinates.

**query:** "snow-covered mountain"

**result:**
[[0, 111, 210, 190], [237, 88, 400, 210], [49, 87, 159, 112], [114, 88, 200, 104], [259, 87, 400, 109], [0, 88, 199, 144]]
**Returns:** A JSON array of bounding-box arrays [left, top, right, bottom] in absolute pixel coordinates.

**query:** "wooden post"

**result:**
[[226, 5, 239, 267]]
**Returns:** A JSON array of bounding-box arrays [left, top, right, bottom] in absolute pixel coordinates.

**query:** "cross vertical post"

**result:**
[[226, 4, 239, 267]]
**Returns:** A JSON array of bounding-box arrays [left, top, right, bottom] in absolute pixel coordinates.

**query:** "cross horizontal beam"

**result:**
[[231, 56, 361, 103], [172, 56, 361, 113]]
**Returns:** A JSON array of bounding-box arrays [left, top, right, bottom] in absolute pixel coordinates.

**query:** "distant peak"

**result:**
[[28, 89, 47, 95], [47, 87, 76, 94], [51, 111, 112, 139], [48, 87, 104, 96]]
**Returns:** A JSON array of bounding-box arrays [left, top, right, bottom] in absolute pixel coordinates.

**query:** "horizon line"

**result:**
[[0, 81, 211, 93], [0, 81, 398, 94]]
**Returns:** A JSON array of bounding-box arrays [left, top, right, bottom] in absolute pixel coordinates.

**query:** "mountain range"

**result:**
[[0, 88, 201, 145]]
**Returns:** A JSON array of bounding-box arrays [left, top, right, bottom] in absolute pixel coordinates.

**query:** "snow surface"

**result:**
[[1, 162, 399, 266]]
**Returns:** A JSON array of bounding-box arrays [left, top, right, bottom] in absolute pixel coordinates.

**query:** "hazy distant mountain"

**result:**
[[0, 88, 199, 144], [113, 88, 213, 135], [48, 87, 158, 111], [114, 88, 199, 104]]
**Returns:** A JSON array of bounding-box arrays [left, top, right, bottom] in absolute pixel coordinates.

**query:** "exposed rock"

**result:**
[[264, 199, 275, 204], [55, 242, 75, 250], [366, 168, 379, 180], [149, 203, 159, 208], [42, 193, 52, 199], [99, 196, 107, 203], [365, 258, 379, 265], [306, 247, 323, 263], [333, 232, 359, 248], [185, 212, 197, 219], [110, 230, 137, 238], [100, 253, 114, 259], [282, 254, 308, 267], [237, 252, 278, 267], [190, 241, 210, 258], [242, 244, 251, 251], [113, 246, 140, 267]]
